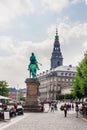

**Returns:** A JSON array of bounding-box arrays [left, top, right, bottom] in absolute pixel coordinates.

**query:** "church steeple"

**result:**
[[51, 28, 63, 69], [55, 28, 58, 40]]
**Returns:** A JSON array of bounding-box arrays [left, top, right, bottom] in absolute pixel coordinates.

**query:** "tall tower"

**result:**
[[51, 28, 63, 69]]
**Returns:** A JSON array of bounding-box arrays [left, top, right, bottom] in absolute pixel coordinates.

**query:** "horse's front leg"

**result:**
[[33, 69, 36, 78]]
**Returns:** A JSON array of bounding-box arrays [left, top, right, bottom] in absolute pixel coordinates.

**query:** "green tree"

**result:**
[[64, 93, 74, 100], [72, 51, 87, 98], [56, 94, 64, 100], [0, 81, 9, 96]]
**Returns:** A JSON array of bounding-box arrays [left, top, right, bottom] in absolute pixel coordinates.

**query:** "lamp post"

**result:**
[[16, 84, 19, 101]]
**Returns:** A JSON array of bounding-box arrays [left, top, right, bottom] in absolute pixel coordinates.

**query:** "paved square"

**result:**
[[0, 109, 87, 130]]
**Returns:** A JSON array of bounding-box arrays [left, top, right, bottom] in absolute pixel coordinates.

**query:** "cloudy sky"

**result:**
[[0, 0, 87, 88]]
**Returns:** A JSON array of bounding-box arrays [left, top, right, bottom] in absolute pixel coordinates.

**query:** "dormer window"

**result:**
[[61, 73, 63, 75]]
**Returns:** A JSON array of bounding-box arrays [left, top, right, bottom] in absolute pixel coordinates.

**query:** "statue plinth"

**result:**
[[23, 78, 42, 112]]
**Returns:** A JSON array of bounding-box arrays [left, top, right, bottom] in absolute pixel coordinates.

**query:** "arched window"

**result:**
[[57, 61, 60, 66]]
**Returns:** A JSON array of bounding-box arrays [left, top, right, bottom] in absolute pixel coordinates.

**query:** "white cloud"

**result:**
[[41, 0, 69, 12], [83, 41, 87, 47], [0, 0, 35, 27], [0, 36, 16, 54], [59, 22, 87, 43], [59, 22, 87, 65], [71, 0, 82, 4], [85, 0, 87, 4]]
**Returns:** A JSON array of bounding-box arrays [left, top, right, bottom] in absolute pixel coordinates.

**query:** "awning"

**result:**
[[0, 95, 11, 100]]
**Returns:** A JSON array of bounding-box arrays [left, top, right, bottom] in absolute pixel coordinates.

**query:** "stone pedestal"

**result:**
[[23, 78, 41, 112]]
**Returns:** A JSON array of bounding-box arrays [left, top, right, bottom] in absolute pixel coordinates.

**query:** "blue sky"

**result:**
[[0, 0, 87, 88]]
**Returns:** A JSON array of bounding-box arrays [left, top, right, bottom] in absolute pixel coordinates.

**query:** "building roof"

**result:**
[[38, 65, 76, 78], [54, 65, 76, 72], [18, 88, 26, 93], [9, 87, 17, 92]]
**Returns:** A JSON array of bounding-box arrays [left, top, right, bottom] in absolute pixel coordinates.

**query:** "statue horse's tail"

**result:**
[[28, 65, 31, 77]]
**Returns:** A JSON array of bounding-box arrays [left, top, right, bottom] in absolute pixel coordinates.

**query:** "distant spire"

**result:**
[[55, 27, 59, 41], [56, 27, 58, 36], [50, 27, 63, 69]]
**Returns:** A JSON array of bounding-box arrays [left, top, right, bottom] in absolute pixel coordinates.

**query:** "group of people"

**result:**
[[42, 101, 79, 118], [63, 102, 79, 117], [48, 102, 58, 112], [64, 103, 74, 110]]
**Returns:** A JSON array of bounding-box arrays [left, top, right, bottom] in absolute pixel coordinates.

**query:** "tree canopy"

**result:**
[[72, 51, 87, 98], [0, 81, 9, 97]]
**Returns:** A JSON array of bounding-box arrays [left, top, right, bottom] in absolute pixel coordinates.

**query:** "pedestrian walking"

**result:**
[[71, 103, 74, 110], [40, 103, 44, 112], [64, 103, 68, 117], [51, 103, 54, 112], [75, 103, 79, 118], [54, 103, 57, 110]]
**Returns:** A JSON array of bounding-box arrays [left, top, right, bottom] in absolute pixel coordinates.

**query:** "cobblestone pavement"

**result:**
[[0, 109, 87, 130]]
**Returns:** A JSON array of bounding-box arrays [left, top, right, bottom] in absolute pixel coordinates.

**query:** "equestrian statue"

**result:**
[[28, 53, 41, 78]]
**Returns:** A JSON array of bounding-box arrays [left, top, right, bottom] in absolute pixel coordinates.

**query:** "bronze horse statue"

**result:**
[[28, 64, 38, 78]]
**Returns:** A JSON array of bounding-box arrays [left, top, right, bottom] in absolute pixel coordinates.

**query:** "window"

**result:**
[[61, 73, 63, 75], [62, 78, 65, 82], [58, 78, 60, 81], [65, 73, 67, 76], [66, 79, 68, 82], [69, 73, 71, 76], [73, 73, 75, 76], [57, 61, 60, 66], [70, 79, 72, 82]]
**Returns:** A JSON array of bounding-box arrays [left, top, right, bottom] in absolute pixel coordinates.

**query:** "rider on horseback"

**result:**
[[29, 52, 39, 70], [28, 53, 40, 78]]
